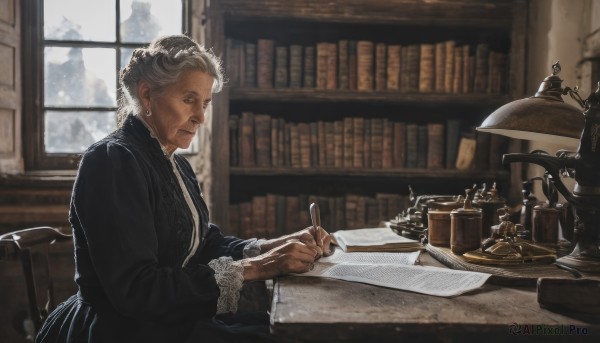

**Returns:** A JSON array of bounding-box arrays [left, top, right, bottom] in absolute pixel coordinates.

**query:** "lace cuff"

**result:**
[[243, 238, 266, 258], [208, 257, 244, 314]]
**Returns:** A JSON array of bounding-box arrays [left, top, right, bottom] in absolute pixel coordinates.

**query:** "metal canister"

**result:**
[[532, 205, 560, 244], [450, 206, 482, 255], [427, 200, 463, 247]]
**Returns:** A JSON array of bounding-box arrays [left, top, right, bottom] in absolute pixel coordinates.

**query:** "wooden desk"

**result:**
[[270, 253, 600, 342]]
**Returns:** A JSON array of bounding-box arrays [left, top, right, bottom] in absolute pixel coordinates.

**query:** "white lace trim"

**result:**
[[208, 257, 244, 314], [243, 238, 266, 258]]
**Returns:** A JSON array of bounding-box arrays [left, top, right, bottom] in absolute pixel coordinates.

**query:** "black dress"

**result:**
[[36, 115, 273, 343]]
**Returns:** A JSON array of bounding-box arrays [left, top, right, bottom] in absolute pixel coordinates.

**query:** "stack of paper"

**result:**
[[333, 227, 423, 252]]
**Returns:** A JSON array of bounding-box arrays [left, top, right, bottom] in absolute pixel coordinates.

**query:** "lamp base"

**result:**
[[555, 254, 600, 274]]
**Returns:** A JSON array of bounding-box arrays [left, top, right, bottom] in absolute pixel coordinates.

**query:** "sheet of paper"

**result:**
[[297, 248, 491, 297], [333, 227, 418, 246], [318, 248, 421, 265]]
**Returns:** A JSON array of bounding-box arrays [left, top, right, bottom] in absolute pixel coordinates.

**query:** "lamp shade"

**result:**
[[477, 96, 584, 146], [477, 62, 585, 146]]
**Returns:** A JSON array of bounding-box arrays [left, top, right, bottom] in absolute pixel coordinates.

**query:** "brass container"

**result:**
[[450, 207, 482, 255], [532, 205, 560, 244], [427, 200, 462, 247], [427, 210, 452, 247]]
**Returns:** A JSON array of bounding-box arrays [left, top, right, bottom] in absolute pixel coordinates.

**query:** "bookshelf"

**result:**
[[202, 0, 527, 237]]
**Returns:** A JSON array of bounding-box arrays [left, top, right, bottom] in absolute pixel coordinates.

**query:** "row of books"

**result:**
[[229, 112, 508, 171], [229, 193, 410, 239], [225, 38, 507, 93]]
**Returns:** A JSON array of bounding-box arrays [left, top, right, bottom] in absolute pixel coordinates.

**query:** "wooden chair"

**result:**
[[0, 226, 72, 340]]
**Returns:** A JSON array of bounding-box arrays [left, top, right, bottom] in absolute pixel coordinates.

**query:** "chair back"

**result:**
[[0, 226, 72, 339]]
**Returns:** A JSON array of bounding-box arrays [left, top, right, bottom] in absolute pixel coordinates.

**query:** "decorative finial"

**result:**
[[552, 61, 561, 76]]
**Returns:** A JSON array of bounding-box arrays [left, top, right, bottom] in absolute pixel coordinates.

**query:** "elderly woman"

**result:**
[[36, 35, 331, 343]]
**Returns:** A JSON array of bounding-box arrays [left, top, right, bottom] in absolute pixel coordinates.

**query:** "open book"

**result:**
[[333, 227, 423, 252], [297, 248, 491, 297]]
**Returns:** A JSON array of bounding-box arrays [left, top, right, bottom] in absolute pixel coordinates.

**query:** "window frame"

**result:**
[[23, 0, 192, 170]]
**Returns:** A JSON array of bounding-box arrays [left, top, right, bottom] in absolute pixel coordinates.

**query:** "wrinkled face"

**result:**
[[145, 70, 213, 155]]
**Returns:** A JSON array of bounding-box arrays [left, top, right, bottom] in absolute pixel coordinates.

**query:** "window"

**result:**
[[24, 0, 189, 170]]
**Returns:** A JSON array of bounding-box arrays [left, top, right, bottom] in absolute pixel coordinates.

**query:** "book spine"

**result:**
[[254, 114, 272, 167], [316, 42, 329, 89], [240, 112, 255, 167], [406, 44, 420, 92], [445, 119, 461, 169], [283, 122, 291, 167], [225, 38, 241, 87], [240, 201, 253, 238], [309, 122, 319, 167], [382, 119, 393, 169], [405, 123, 418, 168], [417, 125, 428, 168], [357, 41, 374, 91], [298, 123, 311, 168], [452, 46, 463, 94], [348, 40, 358, 90], [363, 119, 372, 168], [343, 117, 354, 167], [271, 117, 279, 167], [434, 42, 445, 92], [274, 46, 289, 88], [474, 43, 490, 93], [375, 42, 387, 91], [418, 44, 435, 92], [325, 121, 335, 167], [462, 45, 471, 94], [455, 133, 477, 170], [326, 43, 338, 90], [317, 121, 326, 166], [244, 43, 257, 87], [285, 196, 300, 233], [443, 40, 455, 93], [303, 46, 315, 88], [426, 123, 445, 169], [257, 39, 274, 89], [266, 193, 277, 238], [386, 44, 401, 91], [229, 115, 239, 167], [393, 121, 406, 168], [352, 117, 364, 168], [338, 40, 349, 90], [334, 120, 344, 168], [278, 118, 285, 166], [290, 124, 301, 167], [370, 118, 383, 168], [289, 45, 303, 89]]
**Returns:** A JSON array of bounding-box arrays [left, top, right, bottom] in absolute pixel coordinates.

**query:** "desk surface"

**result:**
[[270, 253, 600, 342]]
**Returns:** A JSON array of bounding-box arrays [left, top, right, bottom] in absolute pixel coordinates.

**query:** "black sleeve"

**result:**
[[194, 223, 256, 265], [72, 142, 219, 322]]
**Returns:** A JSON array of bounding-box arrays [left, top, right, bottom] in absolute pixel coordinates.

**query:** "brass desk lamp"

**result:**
[[478, 61, 600, 273]]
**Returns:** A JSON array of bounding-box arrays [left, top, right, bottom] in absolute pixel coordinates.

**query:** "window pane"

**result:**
[[120, 48, 135, 71], [45, 47, 117, 107], [44, 0, 116, 41], [120, 0, 182, 43], [45, 111, 117, 153]]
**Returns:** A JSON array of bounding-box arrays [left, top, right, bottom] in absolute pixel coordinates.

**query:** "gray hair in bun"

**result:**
[[117, 34, 223, 126]]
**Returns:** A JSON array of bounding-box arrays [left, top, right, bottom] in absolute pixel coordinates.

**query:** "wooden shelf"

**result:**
[[219, 0, 515, 28], [230, 167, 509, 179], [229, 88, 512, 106]]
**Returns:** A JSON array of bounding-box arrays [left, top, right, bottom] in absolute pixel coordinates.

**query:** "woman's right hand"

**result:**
[[241, 239, 318, 281]]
